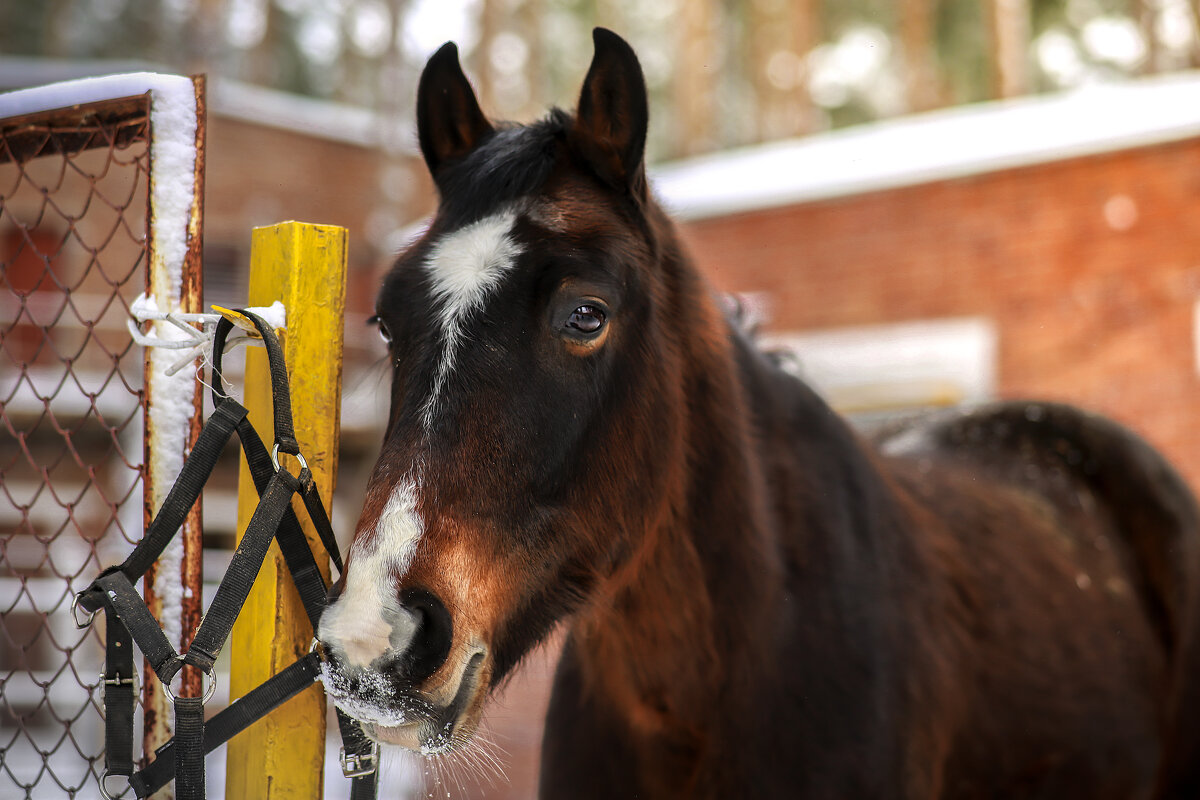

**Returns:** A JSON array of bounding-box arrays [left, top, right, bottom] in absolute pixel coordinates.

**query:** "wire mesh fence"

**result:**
[[1, 96, 155, 799]]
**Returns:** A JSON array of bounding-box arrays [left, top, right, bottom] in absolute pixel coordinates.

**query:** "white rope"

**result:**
[[127, 293, 287, 377]]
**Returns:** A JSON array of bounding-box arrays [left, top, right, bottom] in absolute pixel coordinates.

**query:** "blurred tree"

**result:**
[[988, 0, 1031, 96], [471, 0, 500, 112], [747, 0, 821, 142], [899, 0, 941, 110], [2, 0, 1197, 163], [674, 0, 718, 155], [1138, 0, 1162, 72]]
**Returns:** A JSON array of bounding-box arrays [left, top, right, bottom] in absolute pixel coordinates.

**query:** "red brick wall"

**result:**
[[675, 138, 1200, 489], [203, 116, 434, 316]]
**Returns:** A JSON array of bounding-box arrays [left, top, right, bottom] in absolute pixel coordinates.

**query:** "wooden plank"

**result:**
[[225, 221, 347, 800]]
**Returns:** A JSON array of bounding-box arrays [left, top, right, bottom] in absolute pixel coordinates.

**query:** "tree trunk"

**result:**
[[987, 0, 1030, 98], [899, 0, 942, 111], [674, 0, 718, 156], [747, 0, 819, 143]]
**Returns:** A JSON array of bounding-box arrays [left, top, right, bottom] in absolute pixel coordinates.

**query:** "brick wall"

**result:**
[[203, 115, 433, 316], [675, 138, 1200, 489]]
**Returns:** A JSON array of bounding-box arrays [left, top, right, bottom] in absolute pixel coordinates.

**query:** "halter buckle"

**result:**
[[340, 743, 379, 778], [100, 670, 139, 695]]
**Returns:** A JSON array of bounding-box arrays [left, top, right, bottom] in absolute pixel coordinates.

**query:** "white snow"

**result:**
[[0, 72, 192, 121], [129, 291, 162, 322], [651, 70, 1200, 220], [244, 300, 287, 331]]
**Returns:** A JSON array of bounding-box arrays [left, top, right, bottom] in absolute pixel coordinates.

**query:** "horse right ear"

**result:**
[[417, 42, 494, 178]]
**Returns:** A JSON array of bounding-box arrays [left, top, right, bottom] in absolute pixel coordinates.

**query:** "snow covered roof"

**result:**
[[650, 70, 1200, 221], [0, 56, 397, 150], [208, 79, 382, 148]]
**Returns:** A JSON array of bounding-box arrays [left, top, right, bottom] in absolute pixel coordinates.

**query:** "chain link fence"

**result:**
[[0, 88, 196, 798]]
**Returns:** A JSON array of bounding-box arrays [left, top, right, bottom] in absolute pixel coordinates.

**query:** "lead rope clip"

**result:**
[[340, 743, 379, 778]]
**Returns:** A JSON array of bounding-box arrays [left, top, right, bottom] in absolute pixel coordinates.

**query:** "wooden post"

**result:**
[[225, 222, 347, 799]]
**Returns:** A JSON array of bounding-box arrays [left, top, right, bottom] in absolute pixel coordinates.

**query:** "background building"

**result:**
[[6, 1, 1200, 797]]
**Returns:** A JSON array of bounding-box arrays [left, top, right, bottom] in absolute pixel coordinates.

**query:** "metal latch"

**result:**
[[340, 743, 379, 778]]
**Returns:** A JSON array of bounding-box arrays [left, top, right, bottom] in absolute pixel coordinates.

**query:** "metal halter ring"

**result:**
[[340, 742, 380, 778], [71, 593, 98, 629], [99, 769, 128, 800], [271, 443, 308, 474], [160, 655, 217, 704]]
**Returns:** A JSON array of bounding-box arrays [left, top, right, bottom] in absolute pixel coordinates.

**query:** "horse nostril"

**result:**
[[325, 575, 346, 604], [399, 588, 453, 684]]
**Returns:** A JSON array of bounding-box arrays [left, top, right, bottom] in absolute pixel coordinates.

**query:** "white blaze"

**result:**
[[422, 210, 522, 427], [319, 479, 424, 667]]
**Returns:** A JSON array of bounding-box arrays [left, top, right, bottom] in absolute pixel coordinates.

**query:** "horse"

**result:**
[[315, 28, 1200, 798]]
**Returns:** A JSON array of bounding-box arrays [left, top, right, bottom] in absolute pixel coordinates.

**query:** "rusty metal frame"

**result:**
[[140, 75, 207, 789], [0, 74, 206, 799]]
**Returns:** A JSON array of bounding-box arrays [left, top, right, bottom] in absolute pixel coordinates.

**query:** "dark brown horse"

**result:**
[[315, 29, 1200, 798]]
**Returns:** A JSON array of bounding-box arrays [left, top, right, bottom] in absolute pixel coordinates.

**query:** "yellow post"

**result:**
[[225, 222, 347, 799]]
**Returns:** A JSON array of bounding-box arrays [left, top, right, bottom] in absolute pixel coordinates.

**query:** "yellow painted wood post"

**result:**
[[225, 222, 347, 799]]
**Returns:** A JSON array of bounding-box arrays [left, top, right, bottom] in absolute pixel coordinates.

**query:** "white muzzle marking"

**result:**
[[318, 479, 425, 668]]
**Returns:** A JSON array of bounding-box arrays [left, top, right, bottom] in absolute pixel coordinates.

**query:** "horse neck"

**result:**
[[574, 222, 788, 741]]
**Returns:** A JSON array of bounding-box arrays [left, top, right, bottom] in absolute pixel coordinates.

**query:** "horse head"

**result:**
[[316, 28, 719, 755]]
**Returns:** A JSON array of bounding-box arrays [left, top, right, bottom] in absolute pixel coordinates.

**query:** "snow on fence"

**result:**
[[0, 74, 205, 798]]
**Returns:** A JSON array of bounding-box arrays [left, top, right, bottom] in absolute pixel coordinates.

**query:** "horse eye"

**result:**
[[372, 316, 392, 345], [566, 305, 606, 335]]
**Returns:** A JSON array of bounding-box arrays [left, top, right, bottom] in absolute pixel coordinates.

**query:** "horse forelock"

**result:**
[[433, 110, 568, 230]]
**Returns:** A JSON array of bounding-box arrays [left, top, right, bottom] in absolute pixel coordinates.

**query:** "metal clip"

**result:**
[[211, 305, 267, 337], [340, 743, 379, 778]]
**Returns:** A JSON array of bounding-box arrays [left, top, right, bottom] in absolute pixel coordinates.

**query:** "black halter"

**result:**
[[74, 312, 377, 800]]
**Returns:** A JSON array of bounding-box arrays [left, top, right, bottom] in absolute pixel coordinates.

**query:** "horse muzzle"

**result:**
[[355, 649, 488, 754], [316, 637, 490, 755]]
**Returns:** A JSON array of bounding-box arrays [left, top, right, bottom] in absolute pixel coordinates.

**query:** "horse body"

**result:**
[[542, 322, 1192, 798], [314, 28, 1200, 798]]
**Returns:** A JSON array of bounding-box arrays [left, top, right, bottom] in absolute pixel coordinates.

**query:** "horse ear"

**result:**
[[571, 28, 649, 194], [417, 42, 494, 178]]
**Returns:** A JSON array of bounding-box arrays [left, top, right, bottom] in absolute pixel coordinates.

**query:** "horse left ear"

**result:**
[[570, 28, 649, 195]]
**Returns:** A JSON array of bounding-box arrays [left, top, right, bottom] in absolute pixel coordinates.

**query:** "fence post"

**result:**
[[225, 221, 347, 799]]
